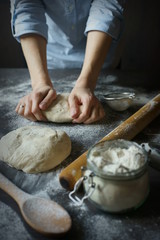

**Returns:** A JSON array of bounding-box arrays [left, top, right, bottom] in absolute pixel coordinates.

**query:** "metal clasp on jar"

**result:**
[[69, 167, 96, 206]]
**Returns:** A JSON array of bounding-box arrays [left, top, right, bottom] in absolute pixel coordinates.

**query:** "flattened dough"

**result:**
[[0, 126, 71, 173], [43, 93, 72, 123]]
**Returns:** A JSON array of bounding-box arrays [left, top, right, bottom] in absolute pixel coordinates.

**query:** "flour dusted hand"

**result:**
[[0, 126, 71, 173]]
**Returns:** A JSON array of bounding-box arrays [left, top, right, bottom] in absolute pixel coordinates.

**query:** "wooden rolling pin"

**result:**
[[59, 94, 160, 190]]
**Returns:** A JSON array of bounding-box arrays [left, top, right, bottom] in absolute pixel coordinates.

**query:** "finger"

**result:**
[[17, 103, 25, 116], [84, 106, 105, 124], [32, 100, 47, 121], [15, 102, 21, 112], [23, 100, 37, 122], [99, 107, 105, 119], [72, 99, 91, 123], [83, 108, 98, 124], [39, 89, 57, 110], [16, 100, 25, 112], [68, 95, 80, 119]]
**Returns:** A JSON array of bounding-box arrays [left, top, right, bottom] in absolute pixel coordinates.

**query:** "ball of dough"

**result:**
[[0, 126, 71, 173], [43, 93, 72, 123]]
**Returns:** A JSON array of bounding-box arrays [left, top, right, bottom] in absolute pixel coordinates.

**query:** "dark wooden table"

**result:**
[[0, 68, 160, 240]]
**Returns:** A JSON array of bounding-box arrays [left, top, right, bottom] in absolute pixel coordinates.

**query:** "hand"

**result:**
[[68, 87, 105, 124], [15, 84, 57, 121]]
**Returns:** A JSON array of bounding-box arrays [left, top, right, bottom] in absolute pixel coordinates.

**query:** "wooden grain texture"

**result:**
[[59, 94, 160, 190], [0, 173, 72, 236]]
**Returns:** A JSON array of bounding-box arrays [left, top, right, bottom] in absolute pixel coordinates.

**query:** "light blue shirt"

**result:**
[[10, 0, 125, 69]]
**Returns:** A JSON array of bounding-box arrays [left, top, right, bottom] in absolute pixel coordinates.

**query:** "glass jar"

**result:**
[[83, 139, 149, 213], [69, 139, 150, 213]]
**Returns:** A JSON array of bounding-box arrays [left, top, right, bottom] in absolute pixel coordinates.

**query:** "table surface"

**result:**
[[0, 68, 160, 240]]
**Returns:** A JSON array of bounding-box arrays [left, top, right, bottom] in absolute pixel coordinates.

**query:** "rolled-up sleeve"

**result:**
[[84, 0, 126, 40], [10, 0, 48, 42]]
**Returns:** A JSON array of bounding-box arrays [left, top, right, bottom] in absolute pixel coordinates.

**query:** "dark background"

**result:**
[[0, 0, 160, 72]]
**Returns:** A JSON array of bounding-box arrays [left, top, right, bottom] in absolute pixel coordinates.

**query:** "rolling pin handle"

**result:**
[[59, 177, 70, 190]]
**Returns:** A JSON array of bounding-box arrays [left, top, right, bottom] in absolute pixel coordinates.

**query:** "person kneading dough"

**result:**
[[0, 126, 71, 173]]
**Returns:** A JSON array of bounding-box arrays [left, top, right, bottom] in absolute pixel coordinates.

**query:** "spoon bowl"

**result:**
[[21, 197, 71, 235], [0, 173, 72, 236]]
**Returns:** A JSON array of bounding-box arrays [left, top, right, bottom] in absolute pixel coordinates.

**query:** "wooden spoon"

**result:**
[[0, 172, 72, 236]]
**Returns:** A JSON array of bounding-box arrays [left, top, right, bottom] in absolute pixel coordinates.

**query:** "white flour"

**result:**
[[88, 145, 145, 174]]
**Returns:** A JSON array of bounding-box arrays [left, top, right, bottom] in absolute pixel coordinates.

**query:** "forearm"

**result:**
[[77, 31, 112, 90], [20, 34, 52, 89]]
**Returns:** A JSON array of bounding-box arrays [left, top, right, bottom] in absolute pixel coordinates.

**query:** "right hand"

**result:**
[[15, 84, 57, 121], [69, 86, 105, 124]]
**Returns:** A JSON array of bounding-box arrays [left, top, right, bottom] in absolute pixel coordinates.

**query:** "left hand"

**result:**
[[15, 84, 57, 122], [68, 87, 105, 124]]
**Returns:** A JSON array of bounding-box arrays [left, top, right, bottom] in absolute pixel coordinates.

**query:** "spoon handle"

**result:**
[[0, 173, 28, 205]]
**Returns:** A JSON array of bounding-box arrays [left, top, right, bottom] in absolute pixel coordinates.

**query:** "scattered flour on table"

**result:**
[[0, 81, 31, 108], [68, 199, 89, 216], [84, 215, 124, 240], [0, 201, 31, 240], [31, 170, 64, 199], [134, 93, 151, 105]]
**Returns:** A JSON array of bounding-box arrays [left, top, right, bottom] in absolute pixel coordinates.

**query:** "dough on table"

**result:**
[[43, 93, 72, 123], [0, 126, 71, 173]]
